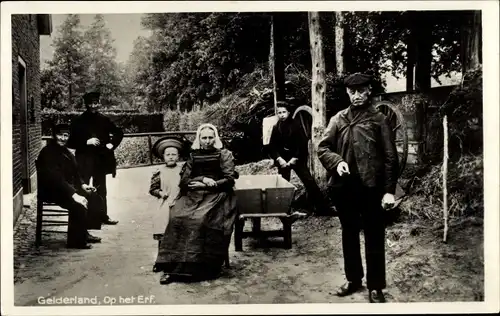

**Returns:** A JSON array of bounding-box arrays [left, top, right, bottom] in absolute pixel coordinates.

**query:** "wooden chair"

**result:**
[[35, 199, 70, 247], [34, 160, 70, 247]]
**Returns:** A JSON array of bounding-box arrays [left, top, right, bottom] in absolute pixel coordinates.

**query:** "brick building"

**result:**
[[12, 14, 52, 224]]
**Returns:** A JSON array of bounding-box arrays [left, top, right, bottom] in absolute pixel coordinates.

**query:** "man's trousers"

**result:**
[[81, 169, 109, 223], [331, 176, 387, 290], [57, 198, 89, 248]]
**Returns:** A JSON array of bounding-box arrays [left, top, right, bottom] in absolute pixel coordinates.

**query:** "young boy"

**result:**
[[268, 101, 333, 215]]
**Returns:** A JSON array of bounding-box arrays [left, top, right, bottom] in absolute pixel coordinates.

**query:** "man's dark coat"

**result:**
[[318, 104, 399, 194], [37, 141, 86, 203], [66, 110, 124, 177], [268, 117, 309, 164]]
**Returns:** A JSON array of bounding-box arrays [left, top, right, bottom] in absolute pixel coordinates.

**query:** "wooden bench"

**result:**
[[234, 212, 306, 251], [153, 233, 231, 268], [35, 199, 70, 247]]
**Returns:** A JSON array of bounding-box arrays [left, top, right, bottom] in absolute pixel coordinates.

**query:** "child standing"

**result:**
[[149, 136, 190, 242]]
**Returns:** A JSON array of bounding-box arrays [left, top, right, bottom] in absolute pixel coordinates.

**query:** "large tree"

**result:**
[[42, 14, 88, 110], [134, 12, 271, 112], [83, 14, 122, 108]]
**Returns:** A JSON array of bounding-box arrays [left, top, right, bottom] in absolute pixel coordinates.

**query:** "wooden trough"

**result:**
[[233, 174, 303, 251]]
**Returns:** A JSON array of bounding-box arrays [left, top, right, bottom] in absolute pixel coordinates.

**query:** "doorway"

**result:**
[[18, 56, 30, 193]]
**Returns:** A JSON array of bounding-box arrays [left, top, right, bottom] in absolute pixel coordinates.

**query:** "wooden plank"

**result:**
[[239, 213, 289, 219], [147, 135, 153, 165], [240, 230, 285, 238]]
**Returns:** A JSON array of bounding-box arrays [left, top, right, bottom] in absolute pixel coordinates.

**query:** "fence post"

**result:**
[[147, 135, 153, 165]]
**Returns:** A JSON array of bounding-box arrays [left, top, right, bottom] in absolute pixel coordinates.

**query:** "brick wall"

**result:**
[[12, 14, 42, 196]]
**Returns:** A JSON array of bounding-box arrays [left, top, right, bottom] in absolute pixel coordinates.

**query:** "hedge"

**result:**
[[41, 110, 164, 135]]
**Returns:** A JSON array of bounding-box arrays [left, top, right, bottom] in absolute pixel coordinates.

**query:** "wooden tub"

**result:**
[[233, 175, 302, 251]]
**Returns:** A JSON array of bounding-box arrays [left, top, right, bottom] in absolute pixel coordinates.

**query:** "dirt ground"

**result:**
[[13, 165, 483, 305]]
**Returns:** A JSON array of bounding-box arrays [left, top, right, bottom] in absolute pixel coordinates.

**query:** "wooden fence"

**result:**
[[41, 131, 197, 169]]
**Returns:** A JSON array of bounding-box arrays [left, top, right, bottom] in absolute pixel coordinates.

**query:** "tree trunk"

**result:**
[[334, 11, 344, 76], [308, 12, 327, 185], [271, 13, 286, 113], [462, 11, 482, 73], [407, 11, 431, 162], [406, 16, 415, 92], [413, 13, 432, 92]]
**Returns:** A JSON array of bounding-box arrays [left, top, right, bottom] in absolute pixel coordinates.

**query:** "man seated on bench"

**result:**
[[37, 123, 102, 249]]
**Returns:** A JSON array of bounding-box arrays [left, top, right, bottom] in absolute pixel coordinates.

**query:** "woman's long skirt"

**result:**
[[154, 189, 237, 281]]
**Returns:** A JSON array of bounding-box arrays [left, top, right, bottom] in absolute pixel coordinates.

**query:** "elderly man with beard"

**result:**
[[317, 73, 399, 303]]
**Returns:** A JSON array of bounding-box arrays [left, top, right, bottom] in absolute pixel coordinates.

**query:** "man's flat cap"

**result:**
[[83, 91, 101, 104], [343, 73, 373, 87], [53, 123, 70, 135]]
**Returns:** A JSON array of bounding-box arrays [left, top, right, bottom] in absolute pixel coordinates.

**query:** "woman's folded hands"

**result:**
[[188, 181, 206, 189], [202, 177, 218, 187], [187, 177, 220, 189]]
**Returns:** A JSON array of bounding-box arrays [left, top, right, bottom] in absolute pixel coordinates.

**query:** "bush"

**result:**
[[440, 67, 483, 158], [400, 154, 483, 220], [115, 135, 183, 168], [41, 109, 165, 135]]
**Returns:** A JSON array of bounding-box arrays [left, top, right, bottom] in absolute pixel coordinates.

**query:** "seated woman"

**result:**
[[149, 136, 190, 270], [154, 123, 239, 285]]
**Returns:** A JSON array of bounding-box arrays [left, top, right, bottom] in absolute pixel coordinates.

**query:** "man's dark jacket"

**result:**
[[66, 111, 124, 177], [317, 104, 399, 194], [268, 117, 309, 164], [37, 141, 85, 203]]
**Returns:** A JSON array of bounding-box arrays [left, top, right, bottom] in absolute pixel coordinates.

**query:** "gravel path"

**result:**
[[13, 165, 483, 306]]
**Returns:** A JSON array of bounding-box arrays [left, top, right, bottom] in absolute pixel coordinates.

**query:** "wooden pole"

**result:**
[[443, 115, 449, 243], [308, 12, 327, 185], [334, 11, 344, 76], [271, 13, 286, 114], [461, 11, 482, 74], [269, 18, 276, 114]]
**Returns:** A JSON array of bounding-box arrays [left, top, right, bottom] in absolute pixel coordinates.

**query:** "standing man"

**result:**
[[317, 73, 399, 303], [37, 124, 102, 249], [269, 101, 334, 216], [67, 90, 124, 225]]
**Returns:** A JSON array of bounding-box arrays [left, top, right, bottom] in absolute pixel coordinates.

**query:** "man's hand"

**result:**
[[106, 143, 114, 150], [82, 184, 96, 194], [202, 177, 217, 187], [288, 158, 299, 166], [72, 193, 88, 208], [276, 157, 287, 168], [381, 193, 396, 210], [336, 161, 350, 176], [87, 138, 100, 146]]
